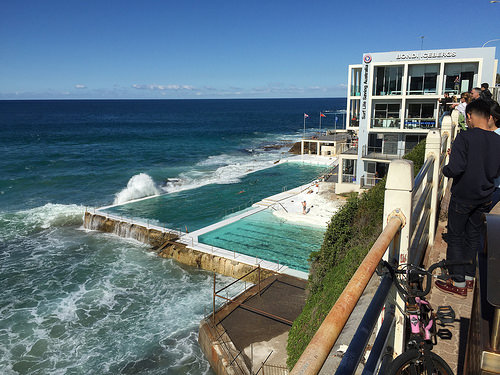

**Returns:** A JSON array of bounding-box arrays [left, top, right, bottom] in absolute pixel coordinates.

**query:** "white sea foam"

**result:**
[[113, 173, 160, 205], [21, 203, 85, 228], [0, 203, 85, 241], [161, 151, 283, 194]]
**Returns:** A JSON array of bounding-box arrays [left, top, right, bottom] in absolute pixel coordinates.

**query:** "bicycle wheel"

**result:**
[[388, 348, 454, 375]]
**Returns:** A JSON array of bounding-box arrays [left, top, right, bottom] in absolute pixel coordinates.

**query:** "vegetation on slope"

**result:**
[[286, 140, 426, 369]]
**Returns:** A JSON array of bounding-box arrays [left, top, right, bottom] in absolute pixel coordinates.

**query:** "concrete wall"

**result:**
[[335, 182, 361, 195], [199, 320, 249, 375], [321, 145, 336, 156], [83, 212, 274, 284]]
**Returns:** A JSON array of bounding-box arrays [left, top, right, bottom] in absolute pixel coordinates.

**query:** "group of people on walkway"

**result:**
[[437, 90, 500, 297], [439, 83, 494, 130]]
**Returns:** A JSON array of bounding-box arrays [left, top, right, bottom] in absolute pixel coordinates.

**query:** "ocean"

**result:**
[[0, 98, 345, 374]]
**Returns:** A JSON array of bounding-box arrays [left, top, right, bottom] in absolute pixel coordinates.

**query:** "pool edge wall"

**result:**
[[83, 212, 275, 284]]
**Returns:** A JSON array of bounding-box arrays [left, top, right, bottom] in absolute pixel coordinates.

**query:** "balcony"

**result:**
[[362, 145, 405, 160], [371, 118, 400, 129], [403, 118, 437, 130]]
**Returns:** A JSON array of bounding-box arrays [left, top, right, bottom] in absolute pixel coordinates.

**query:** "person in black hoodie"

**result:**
[[436, 99, 500, 297], [480, 82, 493, 101]]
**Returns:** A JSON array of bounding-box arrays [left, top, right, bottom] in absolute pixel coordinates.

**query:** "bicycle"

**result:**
[[380, 259, 469, 375]]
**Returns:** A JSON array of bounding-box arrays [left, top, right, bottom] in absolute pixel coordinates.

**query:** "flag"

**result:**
[[304, 113, 309, 119], [320, 113, 326, 118]]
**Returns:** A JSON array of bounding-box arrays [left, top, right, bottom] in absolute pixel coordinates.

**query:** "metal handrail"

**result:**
[[290, 216, 403, 375], [410, 209, 431, 265], [413, 156, 435, 192], [334, 275, 393, 374], [411, 182, 432, 234], [203, 317, 247, 374]]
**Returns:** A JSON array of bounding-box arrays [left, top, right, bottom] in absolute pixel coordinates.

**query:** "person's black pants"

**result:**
[[446, 196, 490, 282]]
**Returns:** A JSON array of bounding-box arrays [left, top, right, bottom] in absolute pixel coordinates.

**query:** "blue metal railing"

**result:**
[[335, 275, 393, 375]]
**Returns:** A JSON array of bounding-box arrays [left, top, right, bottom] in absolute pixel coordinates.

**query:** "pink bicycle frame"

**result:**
[[410, 297, 434, 340]]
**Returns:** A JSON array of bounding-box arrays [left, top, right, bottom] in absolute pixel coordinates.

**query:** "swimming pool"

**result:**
[[102, 163, 326, 232], [198, 210, 325, 272]]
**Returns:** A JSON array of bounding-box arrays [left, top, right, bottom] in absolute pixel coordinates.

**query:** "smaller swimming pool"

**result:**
[[198, 209, 325, 272]]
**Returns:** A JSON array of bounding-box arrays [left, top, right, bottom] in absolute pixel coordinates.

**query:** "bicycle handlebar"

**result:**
[[384, 259, 473, 298]]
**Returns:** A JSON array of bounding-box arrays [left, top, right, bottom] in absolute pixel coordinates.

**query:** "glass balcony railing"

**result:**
[[373, 90, 402, 96], [407, 89, 437, 95], [403, 118, 436, 129], [361, 174, 383, 188], [362, 145, 406, 159], [371, 118, 400, 128], [342, 174, 357, 183]]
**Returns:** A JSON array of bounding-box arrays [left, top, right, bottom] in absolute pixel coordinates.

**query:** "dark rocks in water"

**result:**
[[288, 142, 317, 155], [263, 144, 284, 150]]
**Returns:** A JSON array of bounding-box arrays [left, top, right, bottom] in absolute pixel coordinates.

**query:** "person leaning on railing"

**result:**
[[436, 99, 500, 298], [450, 92, 471, 131], [439, 92, 453, 125]]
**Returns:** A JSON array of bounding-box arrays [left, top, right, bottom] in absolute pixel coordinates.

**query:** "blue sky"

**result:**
[[1, 0, 499, 99]]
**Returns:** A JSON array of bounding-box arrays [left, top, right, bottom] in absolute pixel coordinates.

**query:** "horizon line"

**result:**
[[0, 96, 348, 101]]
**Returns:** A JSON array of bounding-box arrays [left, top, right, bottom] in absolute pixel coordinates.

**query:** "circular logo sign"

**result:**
[[363, 54, 372, 63]]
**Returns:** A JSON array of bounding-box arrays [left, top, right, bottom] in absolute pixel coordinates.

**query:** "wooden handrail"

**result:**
[[290, 216, 403, 375]]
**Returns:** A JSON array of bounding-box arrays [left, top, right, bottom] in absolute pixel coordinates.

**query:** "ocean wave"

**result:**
[[113, 173, 160, 205], [162, 151, 281, 194], [0, 203, 85, 241]]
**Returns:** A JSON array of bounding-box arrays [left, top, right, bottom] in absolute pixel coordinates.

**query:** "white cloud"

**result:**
[[74, 84, 87, 89], [131, 83, 195, 91]]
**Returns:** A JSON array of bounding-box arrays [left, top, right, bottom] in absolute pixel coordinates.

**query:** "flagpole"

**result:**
[[303, 115, 306, 139], [319, 113, 322, 133]]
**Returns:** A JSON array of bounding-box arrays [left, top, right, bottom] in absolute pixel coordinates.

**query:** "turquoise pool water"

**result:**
[[103, 163, 326, 232], [198, 210, 325, 272]]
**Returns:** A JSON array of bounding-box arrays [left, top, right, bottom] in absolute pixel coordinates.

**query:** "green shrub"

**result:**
[[403, 140, 426, 175]]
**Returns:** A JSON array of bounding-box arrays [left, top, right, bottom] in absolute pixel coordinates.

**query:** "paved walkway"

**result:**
[[424, 187, 472, 375]]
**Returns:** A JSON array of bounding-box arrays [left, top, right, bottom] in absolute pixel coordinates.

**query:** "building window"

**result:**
[[367, 133, 383, 154], [351, 68, 362, 96], [372, 103, 400, 128], [407, 64, 439, 95], [443, 62, 478, 95], [342, 159, 357, 183], [404, 102, 436, 129], [349, 99, 360, 127], [383, 134, 399, 155], [373, 66, 403, 95]]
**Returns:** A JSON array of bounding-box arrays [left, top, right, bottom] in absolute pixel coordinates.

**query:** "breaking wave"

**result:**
[[161, 151, 282, 194], [113, 173, 160, 205]]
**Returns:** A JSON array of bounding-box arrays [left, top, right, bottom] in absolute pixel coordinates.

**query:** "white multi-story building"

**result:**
[[336, 46, 498, 193]]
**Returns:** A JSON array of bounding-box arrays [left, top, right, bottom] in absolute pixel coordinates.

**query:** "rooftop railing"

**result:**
[[290, 116, 455, 375]]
